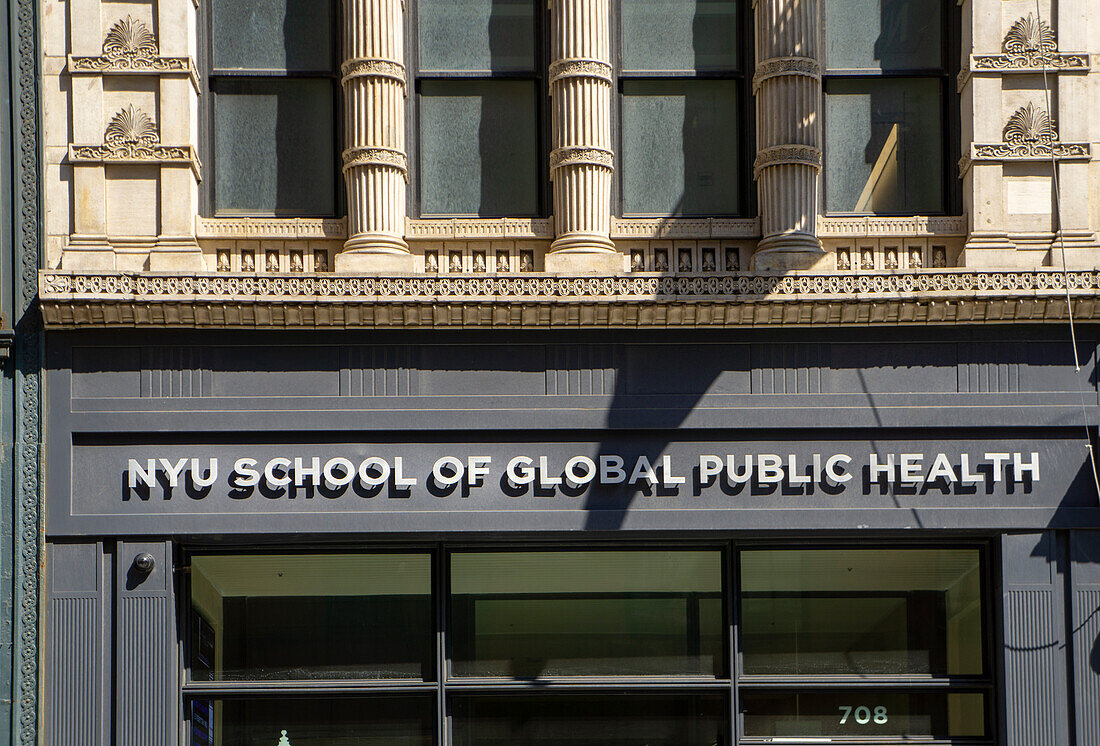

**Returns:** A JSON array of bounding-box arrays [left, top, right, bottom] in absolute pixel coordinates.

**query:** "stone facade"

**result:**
[[37, 0, 1100, 322]]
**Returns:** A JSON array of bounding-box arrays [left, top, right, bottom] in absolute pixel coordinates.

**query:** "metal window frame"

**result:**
[[198, 0, 343, 219], [177, 537, 998, 746]]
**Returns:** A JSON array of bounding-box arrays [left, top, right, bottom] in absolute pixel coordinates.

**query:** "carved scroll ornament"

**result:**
[[68, 16, 196, 80]]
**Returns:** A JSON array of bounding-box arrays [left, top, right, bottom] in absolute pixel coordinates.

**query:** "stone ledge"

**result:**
[[38, 269, 1100, 328]]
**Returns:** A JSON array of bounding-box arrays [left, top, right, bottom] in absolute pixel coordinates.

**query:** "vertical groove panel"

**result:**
[[1004, 588, 1059, 746], [47, 596, 98, 745], [1075, 589, 1100, 746], [119, 596, 169, 746]]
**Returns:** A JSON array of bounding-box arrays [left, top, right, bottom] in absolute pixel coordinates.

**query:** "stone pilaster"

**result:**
[[544, 0, 619, 274], [336, 0, 412, 273], [751, 0, 825, 271]]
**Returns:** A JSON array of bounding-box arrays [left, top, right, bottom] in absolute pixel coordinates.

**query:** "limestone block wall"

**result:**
[[41, 0, 1100, 276], [958, 0, 1099, 268]]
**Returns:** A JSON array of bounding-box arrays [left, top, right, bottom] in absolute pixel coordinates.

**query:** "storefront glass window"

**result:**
[[451, 694, 728, 745], [449, 550, 724, 677], [740, 547, 984, 675], [189, 553, 433, 681], [189, 696, 435, 746]]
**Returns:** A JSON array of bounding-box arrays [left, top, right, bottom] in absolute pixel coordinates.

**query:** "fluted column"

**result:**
[[336, 0, 412, 273], [545, 0, 619, 274], [752, 0, 825, 270]]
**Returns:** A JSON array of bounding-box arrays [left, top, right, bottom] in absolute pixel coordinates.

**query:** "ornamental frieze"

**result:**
[[549, 59, 614, 84], [752, 145, 822, 177], [341, 146, 409, 175], [752, 56, 821, 91], [549, 147, 614, 170], [959, 14, 1090, 88], [67, 17, 198, 88], [958, 103, 1090, 175], [340, 57, 407, 85], [67, 105, 202, 177]]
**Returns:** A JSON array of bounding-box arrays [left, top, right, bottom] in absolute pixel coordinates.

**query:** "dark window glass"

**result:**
[[742, 690, 987, 739], [825, 0, 941, 70], [211, 0, 332, 71], [621, 80, 739, 215], [212, 79, 335, 215], [824, 77, 943, 214], [621, 0, 738, 71], [419, 80, 539, 216], [418, 0, 535, 72], [451, 695, 728, 745], [450, 550, 724, 677], [189, 696, 435, 745], [740, 548, 984, 676], [189, 554, 432, 681]]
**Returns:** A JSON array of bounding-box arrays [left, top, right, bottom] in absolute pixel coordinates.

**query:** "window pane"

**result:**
[[419, 80, 538, 216], [826, 0, 941, 70], [742, 690, 987, 739], [190, 554, 432, 680], [212, 0, 331, 71], [740, 548, 984, 676], [622, 0, 738, 71], [213, 79, 335, 216], [450, 550, 724, 677], [621, 80, 739, 216], [824, 78, 942, 214], [418, 0, 535, 72], [452, 695, 727, 745], [189, 697, 434, 745]]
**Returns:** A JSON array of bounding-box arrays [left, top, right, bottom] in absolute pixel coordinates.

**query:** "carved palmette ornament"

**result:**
[[1003, 103, 1056, 145], [106, 105, 159, 146], [103, 16, 159, 60], [1003, 14, 1056, 56]]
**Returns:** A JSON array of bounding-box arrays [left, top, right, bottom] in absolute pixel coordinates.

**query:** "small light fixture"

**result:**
[[132, 552, 155, 574]]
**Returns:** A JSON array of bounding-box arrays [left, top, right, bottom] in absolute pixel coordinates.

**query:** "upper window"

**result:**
[[414, 0, 544, 217], [618, 0, 744, 216], [412, 0, 748, 219], [823, 0, 954, 214], [204, 0, 340, 216]]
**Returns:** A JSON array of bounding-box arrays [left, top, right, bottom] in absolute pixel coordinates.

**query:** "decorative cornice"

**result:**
[[68, 105, 202, 177], [340, 57, 407, 85], [549, 58, 613, 84], [407, 218, 552, 240], [68, 17, 199, 89], [39, 270, 1100, 329], [611, 217, 759, 239], [196, 217, 347, 240], [341, 146, 408, 175], [753, 145, 822, 177], [752, 56, 821, 90], [549, 146, 614, 171], [818, 215, 967, 237]]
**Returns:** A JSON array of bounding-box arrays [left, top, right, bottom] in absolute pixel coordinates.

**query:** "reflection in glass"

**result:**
[[742, 690, 986, 739], [213, 79, 335, 215], [418, 0, 535, 72], [741, 548, 984, 675], [212, 0, 332, 71], [450, 551, 724, 677], [621, 0, 739, 71], [621, 81, 739, 215], [419, 80, 538, 216], [189, 554, 432, 680], [824, 78, 942, 214], [452, 695, 727, 745], [189, 697, 434, 746], [826, 0, 941, 70]]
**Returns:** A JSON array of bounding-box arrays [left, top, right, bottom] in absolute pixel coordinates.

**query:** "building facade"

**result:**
[[29, 0, 1100, 744]]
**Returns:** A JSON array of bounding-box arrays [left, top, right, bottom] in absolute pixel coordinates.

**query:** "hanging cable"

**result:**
[[1032, 0, 1100, 498]]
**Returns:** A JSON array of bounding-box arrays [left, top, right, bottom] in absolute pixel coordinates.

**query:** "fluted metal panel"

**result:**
[[46, 542, 106, 746], [1002, 532, 1068, 746], [1072, 531, 1100, 746], [116, 541, 176, 746]]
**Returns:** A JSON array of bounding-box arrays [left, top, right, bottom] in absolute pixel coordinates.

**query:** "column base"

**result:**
[[959, 233, 1020, 268], [60, 235, 116, 270], [336, 234, 414, 273], [752, 232, 825, 271], [546, 235, 621, 274], [148, 237, 206, 271], [1051, 230, 1100, 269]]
